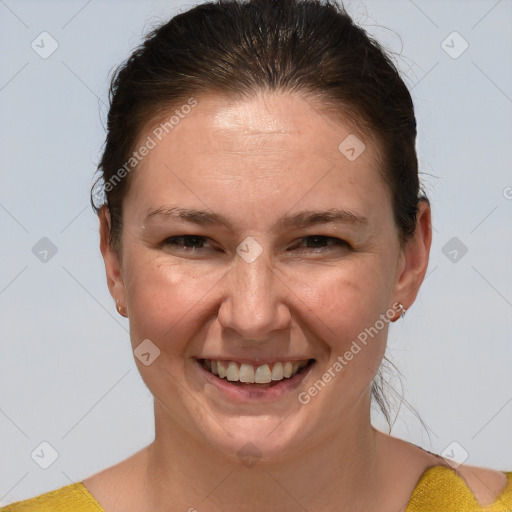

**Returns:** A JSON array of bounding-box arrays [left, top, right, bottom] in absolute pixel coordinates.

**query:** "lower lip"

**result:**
[[195, 359, 315, 403]]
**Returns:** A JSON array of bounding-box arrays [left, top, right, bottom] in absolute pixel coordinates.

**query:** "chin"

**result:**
[[191, 407, 316, 467]]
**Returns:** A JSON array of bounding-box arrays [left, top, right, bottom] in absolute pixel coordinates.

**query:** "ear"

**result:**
[[392, 199, 432, 312], [99, 206, 127, 312]]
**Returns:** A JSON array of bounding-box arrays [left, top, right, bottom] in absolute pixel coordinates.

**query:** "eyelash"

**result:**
[[161, 235, 350, 253]]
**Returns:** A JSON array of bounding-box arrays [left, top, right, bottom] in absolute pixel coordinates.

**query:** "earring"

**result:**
[[392, 302, 406, 322], [116, 300, 127, 317]]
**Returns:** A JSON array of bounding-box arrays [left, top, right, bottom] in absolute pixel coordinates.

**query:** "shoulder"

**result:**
[[454, 463, 511, 507], [79, 445, 152, 512], [0, 483, 104, 512], [374, 432, 512, 511], [407, 462, 512, 511]]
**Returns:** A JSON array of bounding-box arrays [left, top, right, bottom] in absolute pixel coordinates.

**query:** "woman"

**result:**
[[2, 0, 510, 510]]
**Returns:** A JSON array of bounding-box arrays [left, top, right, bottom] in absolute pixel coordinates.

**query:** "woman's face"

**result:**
[[102, 91, 425, 462]]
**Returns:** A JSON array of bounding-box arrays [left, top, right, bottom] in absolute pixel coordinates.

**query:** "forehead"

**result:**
[[127, 91, 390, 226], [147, 91, 381, 157]]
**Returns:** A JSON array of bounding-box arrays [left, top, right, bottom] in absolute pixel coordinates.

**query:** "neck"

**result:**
[[142, 397, 385, 512]]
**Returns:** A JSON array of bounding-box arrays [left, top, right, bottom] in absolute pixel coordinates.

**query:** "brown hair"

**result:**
[[91, 0, 428, 429]]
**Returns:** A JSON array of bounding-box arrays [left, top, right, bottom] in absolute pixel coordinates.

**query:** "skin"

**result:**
[[85, 91, 506, 511]]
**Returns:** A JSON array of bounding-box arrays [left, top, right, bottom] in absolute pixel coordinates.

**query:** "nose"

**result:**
[[217, 247, 291, 341]]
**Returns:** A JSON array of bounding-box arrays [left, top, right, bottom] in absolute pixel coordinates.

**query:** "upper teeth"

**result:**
[[204, 360, 309, 383]]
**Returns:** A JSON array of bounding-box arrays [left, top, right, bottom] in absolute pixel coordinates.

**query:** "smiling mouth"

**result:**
[[198, 358, 315, 386]]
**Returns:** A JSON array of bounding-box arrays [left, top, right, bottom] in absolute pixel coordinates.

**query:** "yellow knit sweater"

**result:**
[[1, 466, 511, 511]]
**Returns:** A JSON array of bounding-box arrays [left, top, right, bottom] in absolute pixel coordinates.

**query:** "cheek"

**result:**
[[124, 252, 226, 353], [292, 256, 392, 340], [297, 260, 391, 401]]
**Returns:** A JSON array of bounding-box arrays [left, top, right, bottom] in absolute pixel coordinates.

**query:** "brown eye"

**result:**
[[162, 235, 211, 251], [292, 235, 350, 252]]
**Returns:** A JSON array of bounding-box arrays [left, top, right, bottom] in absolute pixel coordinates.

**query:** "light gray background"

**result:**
[[1, 0, 511, 505]]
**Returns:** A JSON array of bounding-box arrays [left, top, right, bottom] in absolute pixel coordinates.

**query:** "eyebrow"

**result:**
[[144, 206, 368, 231]]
